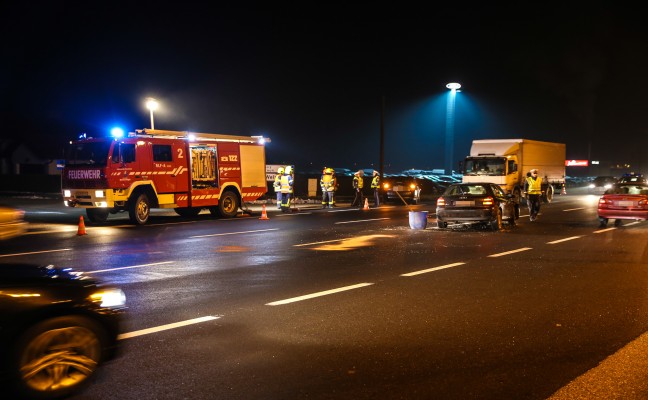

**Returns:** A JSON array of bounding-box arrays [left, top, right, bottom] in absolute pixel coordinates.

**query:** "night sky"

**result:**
[[2, 3, 647, 174]]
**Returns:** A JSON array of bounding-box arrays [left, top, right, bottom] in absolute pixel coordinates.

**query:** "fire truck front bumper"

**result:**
[[63, 189, 113, 208]]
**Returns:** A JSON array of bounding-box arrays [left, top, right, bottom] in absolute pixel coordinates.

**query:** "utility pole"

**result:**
[[379, 95, 385, 178]]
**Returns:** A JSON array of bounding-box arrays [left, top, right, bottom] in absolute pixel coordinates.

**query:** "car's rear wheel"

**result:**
[[614, 219, 623, 227], [12, 316, 106, 400], [437, 220, 447, 228], [598, 217, 608, 227]]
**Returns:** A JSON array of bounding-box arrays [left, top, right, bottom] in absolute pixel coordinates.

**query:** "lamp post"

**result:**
[[146, 98, 159, 130], [444, 83, 461, 175]]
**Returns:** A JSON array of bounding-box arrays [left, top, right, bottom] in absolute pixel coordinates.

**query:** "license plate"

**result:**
[[618, 201, 634, 206], [393, 186, 404, 191], [455, 201, 474, 206]]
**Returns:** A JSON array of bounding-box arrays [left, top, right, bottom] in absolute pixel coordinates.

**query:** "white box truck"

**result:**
[[461, 139, 566, 203]]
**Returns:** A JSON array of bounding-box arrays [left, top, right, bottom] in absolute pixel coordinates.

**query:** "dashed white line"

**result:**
[[191, 228, 279, 238], [488, 247, 532, 257], [294, 238, 346, 247], [0, 248, 72, 258], [563, 207, 585, 212], [266, 283, 374, 306], [594, 227, 617, 234], [547, 236, 583, 244], [87, 261, 174, 274], [117, 316, 220, 340], [335, 218, 390, 224], [401, 262, 466, 277]]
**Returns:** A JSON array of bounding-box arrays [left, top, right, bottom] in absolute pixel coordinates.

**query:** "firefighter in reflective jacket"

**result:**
[[320, 167, 337, 208], [274, 167, 284, 209], [524, 169, 542, 221], [371, 170, 380, 207], [280, 165, 294, 212], [351, 170, 364, 207]]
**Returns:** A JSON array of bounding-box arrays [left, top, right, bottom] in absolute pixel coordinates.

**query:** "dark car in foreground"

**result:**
[[436, 183, 518, 230], [381, 177, 421, 204], [598, 183, 648, 227], [0, 264, 126, 399]]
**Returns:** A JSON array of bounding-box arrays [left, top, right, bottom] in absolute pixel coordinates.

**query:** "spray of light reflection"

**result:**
[[311, 234, 396, 251]]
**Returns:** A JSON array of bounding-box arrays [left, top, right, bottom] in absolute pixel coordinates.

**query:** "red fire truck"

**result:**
[[62, 129, 269, 224]]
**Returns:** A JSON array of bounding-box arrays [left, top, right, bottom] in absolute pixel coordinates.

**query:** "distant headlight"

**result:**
[[90, 288, 126, 308], [383, 183, 390, 189], [588, 184, 595, 189], [604, 184, 612, 189]]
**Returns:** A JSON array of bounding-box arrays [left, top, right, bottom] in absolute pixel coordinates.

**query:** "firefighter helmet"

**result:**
[[324, 167, 333, 174], [285, 166, 293, 174], [277, 167, 285, 174]]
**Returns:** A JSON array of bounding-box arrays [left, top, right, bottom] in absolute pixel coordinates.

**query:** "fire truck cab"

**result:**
[[62, 129, 269, 225]]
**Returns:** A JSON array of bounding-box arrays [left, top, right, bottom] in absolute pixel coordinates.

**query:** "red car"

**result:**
[[598, 183, 648, 227]]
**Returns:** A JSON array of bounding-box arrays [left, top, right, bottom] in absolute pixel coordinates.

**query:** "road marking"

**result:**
[[190, 228, 279, 238], [87, 261, 174, 274], [327, 208, 361, 213], [276, 212, 312, 216], [401, 262, 466, 277], [294, 238, 347, 247], [563, 207, 585, 211], [547, 330, 648, 399], [335, 218, 390, 224], [594, 227, 617, 234], [117, 316, 220, 340], [488, 247, 532, 257], [266, 283, 374, 306], [547, 236, 583, 244], [0, 248, 72, 258], [625, 221, 642, 226]]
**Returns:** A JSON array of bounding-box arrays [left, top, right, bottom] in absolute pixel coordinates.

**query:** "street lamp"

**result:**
[[146, 98, 159, 130], [445, 83, 461, 175]]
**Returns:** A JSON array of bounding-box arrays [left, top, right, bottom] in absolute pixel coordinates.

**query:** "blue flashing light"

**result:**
[[78, 133, 87, 139], [111, 127, 125, 138]]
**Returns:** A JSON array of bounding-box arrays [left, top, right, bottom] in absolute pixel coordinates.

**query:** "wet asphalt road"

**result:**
[[1, 189, 647, 399]]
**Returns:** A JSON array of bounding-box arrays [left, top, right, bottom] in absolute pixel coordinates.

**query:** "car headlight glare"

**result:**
[[90, 288, 126, 308]]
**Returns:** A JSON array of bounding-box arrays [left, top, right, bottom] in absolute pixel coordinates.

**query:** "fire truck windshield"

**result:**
[[65, 141, 112, 166]]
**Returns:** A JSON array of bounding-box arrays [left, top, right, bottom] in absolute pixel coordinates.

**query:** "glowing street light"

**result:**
[[445, 83, 461, 175], [145, 98, 159, 129]]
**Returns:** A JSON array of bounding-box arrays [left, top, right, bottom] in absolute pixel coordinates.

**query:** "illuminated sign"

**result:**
[[565, 160, 589, 167]]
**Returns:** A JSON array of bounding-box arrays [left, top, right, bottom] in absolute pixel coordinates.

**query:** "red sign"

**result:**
[[565, 160, 589, 167]]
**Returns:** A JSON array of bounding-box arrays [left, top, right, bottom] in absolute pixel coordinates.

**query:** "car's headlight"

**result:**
[[90, 288, 126, 308], [588, 184, 595, 188]]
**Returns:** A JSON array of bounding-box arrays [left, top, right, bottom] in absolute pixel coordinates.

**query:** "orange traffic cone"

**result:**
[[259, 204, 270, 220], [363, 198, 369, 210], [77, 216, 87, 236], [561, 184, 567, 195]]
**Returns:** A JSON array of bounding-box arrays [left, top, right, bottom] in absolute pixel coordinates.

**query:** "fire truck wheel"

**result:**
[[129, 193, 150, 225], [86, 208, 109, 223], [217, 191, 239, 218]]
